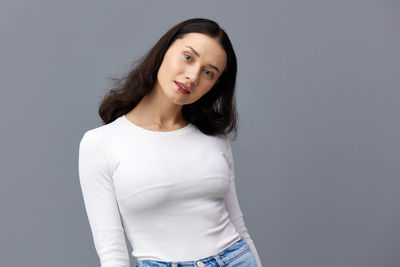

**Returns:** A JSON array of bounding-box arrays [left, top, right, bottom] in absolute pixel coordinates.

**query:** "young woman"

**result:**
[[78, 18, 262, 267]]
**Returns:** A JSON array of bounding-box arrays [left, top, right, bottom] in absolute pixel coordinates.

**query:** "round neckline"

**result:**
[[121, 114, 193, 135]]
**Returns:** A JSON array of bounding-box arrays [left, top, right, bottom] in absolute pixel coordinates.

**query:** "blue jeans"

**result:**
[[136, 237, 257, 267]]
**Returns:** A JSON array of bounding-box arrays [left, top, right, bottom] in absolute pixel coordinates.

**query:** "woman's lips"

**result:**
[[174, 81, 191, 94]]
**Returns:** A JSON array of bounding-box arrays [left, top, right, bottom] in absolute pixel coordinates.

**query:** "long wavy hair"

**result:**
[[99, 18, 238, 139]]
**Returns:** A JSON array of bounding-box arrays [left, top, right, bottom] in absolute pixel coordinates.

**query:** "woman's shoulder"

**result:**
[[193, 131, 231, 155], [80, 116, 125, 145]]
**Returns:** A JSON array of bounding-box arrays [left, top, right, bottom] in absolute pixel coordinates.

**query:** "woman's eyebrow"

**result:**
[[185, 46, 220, 73], [185, 46, 200, 57]]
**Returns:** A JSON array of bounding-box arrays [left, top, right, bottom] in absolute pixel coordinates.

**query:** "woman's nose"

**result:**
[[185, 67, 200, 86]]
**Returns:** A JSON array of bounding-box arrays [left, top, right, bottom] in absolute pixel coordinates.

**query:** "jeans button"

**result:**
[[196, 261, 205, 267]]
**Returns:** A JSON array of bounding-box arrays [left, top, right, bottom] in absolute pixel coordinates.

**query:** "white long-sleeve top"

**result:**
[[78, 114, 262, 267]]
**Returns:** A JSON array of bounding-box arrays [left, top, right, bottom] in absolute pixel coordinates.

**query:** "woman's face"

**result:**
[[155, 32, 227, 106]]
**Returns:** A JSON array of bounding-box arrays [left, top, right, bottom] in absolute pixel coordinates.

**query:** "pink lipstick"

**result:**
[[174, 81, 191, 94]]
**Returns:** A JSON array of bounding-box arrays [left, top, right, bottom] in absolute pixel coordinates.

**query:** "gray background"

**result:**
[[1, 1, 399, 267]]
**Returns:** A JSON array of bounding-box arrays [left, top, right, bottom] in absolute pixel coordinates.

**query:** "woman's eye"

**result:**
[[183, 54, 192, 62], [203, 69, 214, 77]]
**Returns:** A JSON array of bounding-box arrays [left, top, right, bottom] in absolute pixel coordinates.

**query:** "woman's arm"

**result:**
[[78, 130, 130, 267], [223, 137, 263, 267]]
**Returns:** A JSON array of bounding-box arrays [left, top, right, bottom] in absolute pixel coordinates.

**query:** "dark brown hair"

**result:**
[[99, 18, 238, 139]]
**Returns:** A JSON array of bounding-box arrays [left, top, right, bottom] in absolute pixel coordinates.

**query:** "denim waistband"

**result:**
[[137, 236, 250, 267]]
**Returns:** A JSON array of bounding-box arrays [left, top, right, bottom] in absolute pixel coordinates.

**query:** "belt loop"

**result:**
[[214, 255, 226, 267], [172, 262, 178, 267]]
